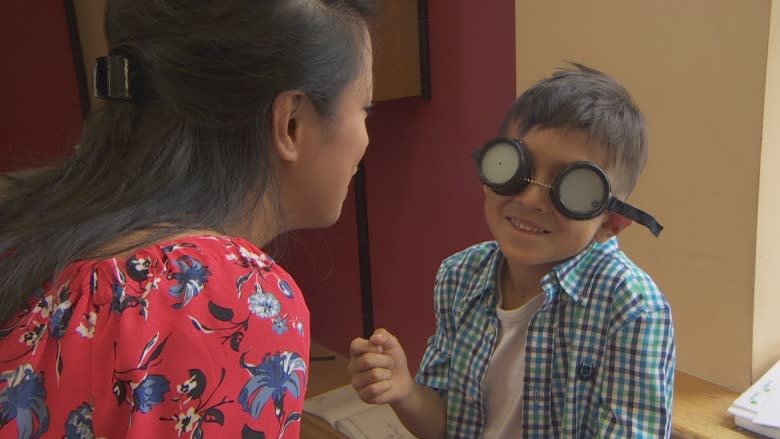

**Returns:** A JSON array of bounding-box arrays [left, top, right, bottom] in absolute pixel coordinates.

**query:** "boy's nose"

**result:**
[[512, 178, 552, 210], [525, 177, 553, 191]]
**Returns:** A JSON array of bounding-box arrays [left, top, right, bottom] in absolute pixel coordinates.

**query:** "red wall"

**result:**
[[2, 1, 517, 371], [281, 1, 517, 369], [0, 3, 83, 171]]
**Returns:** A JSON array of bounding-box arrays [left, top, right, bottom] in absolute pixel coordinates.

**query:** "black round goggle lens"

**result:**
[[472, 138, 531, 196], [553, 162, 610, 219]]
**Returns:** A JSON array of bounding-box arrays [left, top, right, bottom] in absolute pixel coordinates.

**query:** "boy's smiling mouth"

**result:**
[[507, 216, 549, 234]]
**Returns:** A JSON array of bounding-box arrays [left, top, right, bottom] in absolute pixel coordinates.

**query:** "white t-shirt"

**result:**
[[482, 266, 545, 438]]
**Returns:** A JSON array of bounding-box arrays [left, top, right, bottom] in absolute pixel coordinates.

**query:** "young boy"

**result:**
[[347, 64, 675, 438]]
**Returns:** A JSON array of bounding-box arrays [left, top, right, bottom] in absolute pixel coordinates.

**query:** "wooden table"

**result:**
[[303, 342, 764, 438], [302, 343, 352, 439], [671, 371, 762, 438]]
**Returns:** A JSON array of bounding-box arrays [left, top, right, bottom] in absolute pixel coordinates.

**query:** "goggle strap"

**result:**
[[607, 198, 663, 237]]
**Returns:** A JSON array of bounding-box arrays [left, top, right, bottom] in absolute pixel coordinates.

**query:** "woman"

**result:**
[[0, 0, 374, 437]]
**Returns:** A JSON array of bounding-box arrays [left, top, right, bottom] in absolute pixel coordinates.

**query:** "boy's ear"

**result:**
[[594, 213, 632, 243], [270, 90, 307, 163]]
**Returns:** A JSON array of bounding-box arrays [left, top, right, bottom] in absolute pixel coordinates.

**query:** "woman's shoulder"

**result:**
[[41, 233, 297, 316], [100, 234, 296, 308], [75, 234, 275, 280], [123, 234, 272, 271]]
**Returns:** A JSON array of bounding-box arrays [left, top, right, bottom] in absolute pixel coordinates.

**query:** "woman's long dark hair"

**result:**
[[0, 0, 375, 324]]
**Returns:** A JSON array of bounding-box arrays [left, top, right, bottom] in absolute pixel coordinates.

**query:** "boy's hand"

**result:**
[[347, 328, 414, 405]]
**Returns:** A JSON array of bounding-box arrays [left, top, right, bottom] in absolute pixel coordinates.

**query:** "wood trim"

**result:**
[[370, 0, 423, 101]]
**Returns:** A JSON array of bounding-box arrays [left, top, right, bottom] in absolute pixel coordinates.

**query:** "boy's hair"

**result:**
[[500, 63, 647, 197]]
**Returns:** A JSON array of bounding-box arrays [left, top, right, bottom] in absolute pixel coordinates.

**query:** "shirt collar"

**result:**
[[542, 237, 619, 304], [468, 243, 503, 305]]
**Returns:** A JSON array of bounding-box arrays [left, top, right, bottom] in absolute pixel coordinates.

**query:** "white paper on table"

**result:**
[[753, 383, 780, 429]]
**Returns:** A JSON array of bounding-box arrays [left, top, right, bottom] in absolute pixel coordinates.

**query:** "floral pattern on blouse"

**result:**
[[0, 235, 310, 439]]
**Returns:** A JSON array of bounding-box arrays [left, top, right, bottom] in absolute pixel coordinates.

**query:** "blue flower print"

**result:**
[[168, 256, 211, 309], [271, 315, 289, 336], [17, 324, 44, 348], [237, 245, 273, 270], [238, 351, 306, 422], [248, 285, 280, 319], [161, 368, 232, 437], [49, 302, 74, 340], [110, 282, 127, 314], [0, 364, 49, 439], [278, 279, 294, 299], [125, 256, 151, 282], [32, 295, 53, 319], [132, 375, 170, 414], [63, 402, 94, 439], [108, 264, 154, 319]]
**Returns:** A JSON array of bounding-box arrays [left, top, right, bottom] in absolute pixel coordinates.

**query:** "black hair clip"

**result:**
[[93, 55, 132, 101]]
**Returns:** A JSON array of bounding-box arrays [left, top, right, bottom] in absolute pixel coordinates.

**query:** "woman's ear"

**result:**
[[594, 213, 632, 243], [270, 90, 307, 163]]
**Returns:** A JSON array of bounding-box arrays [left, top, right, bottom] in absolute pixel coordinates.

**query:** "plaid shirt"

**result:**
[[416, 238, 675, 438]]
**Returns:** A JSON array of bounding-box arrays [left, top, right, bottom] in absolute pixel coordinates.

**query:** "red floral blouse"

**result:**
[[0, 235, 310, 438]]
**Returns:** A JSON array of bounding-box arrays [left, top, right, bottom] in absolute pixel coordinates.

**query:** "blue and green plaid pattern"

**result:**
[[416, 238, 675, 438]]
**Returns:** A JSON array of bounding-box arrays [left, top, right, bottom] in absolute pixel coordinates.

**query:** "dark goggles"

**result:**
[[472, 137, 663, 237]]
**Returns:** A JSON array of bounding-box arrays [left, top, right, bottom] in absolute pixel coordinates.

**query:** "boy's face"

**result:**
[[483, 126, 626, 273]]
